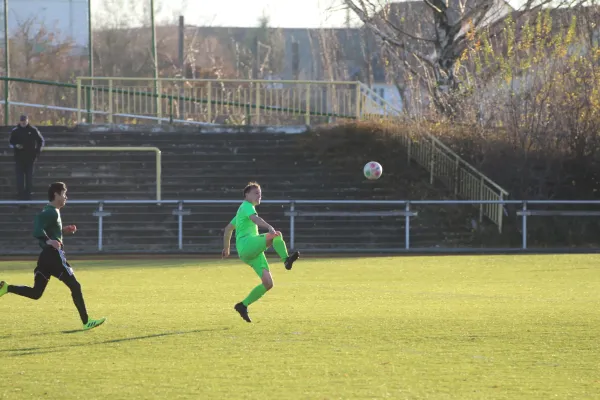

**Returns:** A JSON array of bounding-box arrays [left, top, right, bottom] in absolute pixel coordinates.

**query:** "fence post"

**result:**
[[305, 84, 311, 125], [289, 201, 295, 250], [454, 158, 460, 196], [178, 201, 183, 250], [93, 202, 112, 251], [255, 82, 261, 125], [76, 78, 82, 123], [108, 79, 113, 123], [98, 202, 104, 251], [405, 201, 411, 250], [430, 140, 435, 184], [155, 149, 162, 203], [207, 81, 212, 123], [171, 201, 191, 251], [479, 175, 485, 223], [88, 78, 94, 124], [169, 96, 173, 124], [498, 192, 504, 234], [156, 79, 162, 124], [407, 137, 412, 167], [355, 83, 361, 119], [521, 201, 528, 249]]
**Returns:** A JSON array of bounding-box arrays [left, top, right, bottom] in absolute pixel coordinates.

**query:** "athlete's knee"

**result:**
[[266, 231, 283, 240], [261, 272, 274, 290], [263, 280, 274, 291], [30, 289, 44, 300]]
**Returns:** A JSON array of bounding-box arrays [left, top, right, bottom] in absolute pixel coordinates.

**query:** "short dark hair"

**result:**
[[243, 181, 261, 197], [48, 182, 67, 201]]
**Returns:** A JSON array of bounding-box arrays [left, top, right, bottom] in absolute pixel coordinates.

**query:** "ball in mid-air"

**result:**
[[363, 161, 383, 180]]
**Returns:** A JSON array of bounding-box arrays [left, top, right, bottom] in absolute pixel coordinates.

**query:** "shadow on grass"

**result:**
[[4, 327, 228, 357]]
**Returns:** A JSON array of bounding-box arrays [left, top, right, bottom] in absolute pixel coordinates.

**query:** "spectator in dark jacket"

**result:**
[[9, 115, 44, 201]]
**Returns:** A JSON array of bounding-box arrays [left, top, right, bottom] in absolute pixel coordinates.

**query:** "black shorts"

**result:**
[[34, 246, 75, 281]]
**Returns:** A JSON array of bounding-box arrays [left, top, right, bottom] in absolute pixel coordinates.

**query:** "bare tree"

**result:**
[[343, 0, 576, 117], [0, 15, 80, 123], [92, 0, 174, 79]]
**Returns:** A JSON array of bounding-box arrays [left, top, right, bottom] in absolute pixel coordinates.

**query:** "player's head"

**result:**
[[48, 182, 68, 208], [19, 114, 28, 127], [243, 181, 262, 205]]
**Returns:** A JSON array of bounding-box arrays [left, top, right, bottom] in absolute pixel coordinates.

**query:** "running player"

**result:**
[[222, 182, 299, 323], [0, 182, 106, 331]]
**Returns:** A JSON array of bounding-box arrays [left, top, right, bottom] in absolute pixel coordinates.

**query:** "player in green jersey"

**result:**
[[0, 182, 106, 331], [222, 182, 300, 323]]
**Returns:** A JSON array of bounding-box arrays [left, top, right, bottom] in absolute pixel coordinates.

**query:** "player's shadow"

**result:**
[[3, 327, 228, 357]]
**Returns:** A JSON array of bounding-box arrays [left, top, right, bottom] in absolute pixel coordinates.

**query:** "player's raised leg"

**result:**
[[266, 231, 300, 270]]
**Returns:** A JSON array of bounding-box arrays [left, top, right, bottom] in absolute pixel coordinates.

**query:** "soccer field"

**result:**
[[0, 254, 598, 399]]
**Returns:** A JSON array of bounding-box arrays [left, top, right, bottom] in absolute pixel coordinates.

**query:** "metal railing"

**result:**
[[0, 199, 597, 255], [76, 77, 364, 126]]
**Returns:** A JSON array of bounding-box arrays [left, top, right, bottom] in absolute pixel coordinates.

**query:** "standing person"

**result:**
[[9, 114, 44, 201], [222, 181, 300, 323], [0, 182, 106, 331]]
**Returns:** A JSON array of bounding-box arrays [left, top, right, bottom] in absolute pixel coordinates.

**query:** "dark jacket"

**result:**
[[9, 124, 44, 162]]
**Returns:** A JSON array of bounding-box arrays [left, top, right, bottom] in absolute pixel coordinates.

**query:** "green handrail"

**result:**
[[0, 76, 358, 121]]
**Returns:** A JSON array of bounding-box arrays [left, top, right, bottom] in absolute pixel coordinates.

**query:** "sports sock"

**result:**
[[272, 235, 289, 261], [242, 284, 268, 307]]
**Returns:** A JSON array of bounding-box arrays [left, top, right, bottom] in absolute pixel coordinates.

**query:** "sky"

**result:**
[[3, 0, 526, 46], [142, 0, 354, 28], [1, 0, 355, 46]]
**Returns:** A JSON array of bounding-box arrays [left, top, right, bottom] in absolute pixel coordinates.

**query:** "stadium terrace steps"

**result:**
[[0, 125, 477, 254]]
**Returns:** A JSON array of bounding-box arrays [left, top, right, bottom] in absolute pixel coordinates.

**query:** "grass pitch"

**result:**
[[0, 254, 598, 399]]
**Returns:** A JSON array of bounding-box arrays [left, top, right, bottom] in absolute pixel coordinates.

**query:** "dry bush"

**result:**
[[395, 10, 600, 245]]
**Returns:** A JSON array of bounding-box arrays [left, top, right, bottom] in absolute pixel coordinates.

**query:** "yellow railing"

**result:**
[[45, 147, 162, 201], [74, 76, 507, 231], [76, 77, 363, 126]]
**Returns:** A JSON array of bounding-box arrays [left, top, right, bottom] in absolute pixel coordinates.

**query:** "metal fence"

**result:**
[[1, 199, 599, 255]]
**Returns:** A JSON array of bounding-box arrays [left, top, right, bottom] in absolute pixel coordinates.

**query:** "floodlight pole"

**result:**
[[3, 0, 9, 125]]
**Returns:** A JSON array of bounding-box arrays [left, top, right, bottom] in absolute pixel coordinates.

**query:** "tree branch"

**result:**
[[344, 0, 434, 67]]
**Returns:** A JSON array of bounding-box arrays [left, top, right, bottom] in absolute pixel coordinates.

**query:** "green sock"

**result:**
[[242, 284, 267, 307], [272, 235, 289, 261]]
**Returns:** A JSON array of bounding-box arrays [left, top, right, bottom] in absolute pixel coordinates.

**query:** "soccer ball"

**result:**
[[363, 161, 383, 180]]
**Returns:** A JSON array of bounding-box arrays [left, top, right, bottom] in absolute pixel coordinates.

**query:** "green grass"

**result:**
[[0, 254, 599, 399]]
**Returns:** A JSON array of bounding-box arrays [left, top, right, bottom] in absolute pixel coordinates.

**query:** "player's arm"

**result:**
[[9, 128, 21, 149], [250, 214, 276, 234], [222, 220, 235, 258], [223, 223, 235, 248]]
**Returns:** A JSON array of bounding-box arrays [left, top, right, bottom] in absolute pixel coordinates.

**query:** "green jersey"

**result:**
[[33, 204, 63, 249], [230, 201, 259, 244]]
